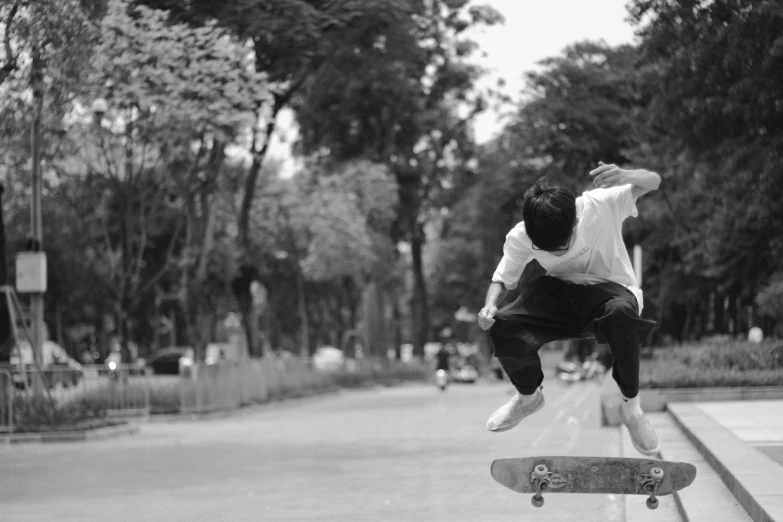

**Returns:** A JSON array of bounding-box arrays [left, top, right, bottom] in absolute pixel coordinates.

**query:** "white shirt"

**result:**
[[491, 184, 644, 312]]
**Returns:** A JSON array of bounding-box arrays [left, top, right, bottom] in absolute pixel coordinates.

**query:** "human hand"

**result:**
[[589, 162, 630, 189], [478, 305, 498, 330]]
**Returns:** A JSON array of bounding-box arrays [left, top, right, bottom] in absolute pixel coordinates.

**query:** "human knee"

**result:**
[[603, 299, 636, 318]]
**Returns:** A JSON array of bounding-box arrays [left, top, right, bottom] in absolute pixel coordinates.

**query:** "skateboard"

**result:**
[[491, 456, 696, 510]]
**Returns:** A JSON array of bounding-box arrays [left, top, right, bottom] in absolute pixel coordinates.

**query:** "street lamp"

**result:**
[[91, 98, 108, 126]]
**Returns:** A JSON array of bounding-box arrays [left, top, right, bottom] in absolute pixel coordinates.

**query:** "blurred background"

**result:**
[[0, 0, 781, 420]]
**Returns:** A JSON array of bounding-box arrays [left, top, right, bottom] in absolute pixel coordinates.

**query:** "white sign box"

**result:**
[[16, 252, 47, 293]]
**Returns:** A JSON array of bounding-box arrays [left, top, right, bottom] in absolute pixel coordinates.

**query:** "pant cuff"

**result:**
[[619, 387, 639, 399]]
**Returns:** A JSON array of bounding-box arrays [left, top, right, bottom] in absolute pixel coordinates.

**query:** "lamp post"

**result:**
[[22, 47, 46, 396], [91, 98, 107, 126]]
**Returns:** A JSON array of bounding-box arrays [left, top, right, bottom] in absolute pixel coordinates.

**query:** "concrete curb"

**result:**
[[600, 379, 783, 426], [3, 423, 139, 444], [668, 403, 783, 522]]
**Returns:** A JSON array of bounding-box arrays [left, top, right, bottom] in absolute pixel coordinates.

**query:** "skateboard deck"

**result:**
[[491, 456, 696, 509]]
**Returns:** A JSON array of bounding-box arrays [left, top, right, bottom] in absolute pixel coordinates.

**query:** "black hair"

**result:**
[[522, 176, 577, 251]]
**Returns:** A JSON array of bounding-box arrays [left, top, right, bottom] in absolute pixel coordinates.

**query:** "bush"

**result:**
[[12, 394, 122, 433], [640, 339, 783, 389], [76, 380, 181, 414]]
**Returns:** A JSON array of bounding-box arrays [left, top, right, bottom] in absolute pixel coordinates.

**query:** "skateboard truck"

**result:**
[[641, 467, 664, 510], [530, 463, 552, 507]]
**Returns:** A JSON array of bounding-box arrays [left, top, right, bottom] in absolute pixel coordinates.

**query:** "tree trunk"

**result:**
[[233, 104, 282, 358], [410, 221, 429, 357], [392, 299, 402, 360], [362, 281, 386, 357], [0, 184, 11, 362], [714, 291, 725, 334], [729, 293, 738, 336], [681, 300, 694, 343], [294, 261, 309, 357], [232, 265, 260, 357]]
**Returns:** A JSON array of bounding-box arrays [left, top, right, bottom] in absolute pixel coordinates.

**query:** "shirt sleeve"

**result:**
[[590, 184, 638, 221], [491, 222, 533, 290]]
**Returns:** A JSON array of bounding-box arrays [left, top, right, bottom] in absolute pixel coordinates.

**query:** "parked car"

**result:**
[[312, 346, 344, 371], [141, 347, 193, 375], [452, 364, 478, 384]]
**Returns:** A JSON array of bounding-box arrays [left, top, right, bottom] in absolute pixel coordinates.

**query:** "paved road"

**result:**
[[0, 376, 624, 521]]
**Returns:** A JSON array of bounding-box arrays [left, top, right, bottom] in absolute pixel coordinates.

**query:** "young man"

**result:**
[[477, 162, 661, 455]]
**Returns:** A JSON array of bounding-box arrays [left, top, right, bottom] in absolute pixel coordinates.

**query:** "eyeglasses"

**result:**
[[531, 243, 571, 254], [531, 229, 574, 254]]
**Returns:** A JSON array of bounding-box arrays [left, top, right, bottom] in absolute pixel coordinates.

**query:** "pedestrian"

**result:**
[[477, 162, 661, 455]]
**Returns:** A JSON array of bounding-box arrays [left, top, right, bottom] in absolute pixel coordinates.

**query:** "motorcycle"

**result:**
[[105, 351, 130, 384], [555, 352, 606, 383], [435, 369, 449, 391]]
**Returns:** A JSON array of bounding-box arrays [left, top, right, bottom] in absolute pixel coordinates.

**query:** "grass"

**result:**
[[639, 339, 783, 389]]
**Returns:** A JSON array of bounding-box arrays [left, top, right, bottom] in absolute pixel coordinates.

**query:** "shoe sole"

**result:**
[[487, 395, 546, 433], [618, 406, 661, 456]]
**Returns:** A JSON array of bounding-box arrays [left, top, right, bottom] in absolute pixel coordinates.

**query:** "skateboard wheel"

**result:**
[[646, 497, 659, 510], [531, 495, 544, 508], [532, 465, 549, 478], [650, 468, 664, 480]]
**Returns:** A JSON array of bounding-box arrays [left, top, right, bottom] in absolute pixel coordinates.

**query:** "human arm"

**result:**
[[478, 223, 532, 330], [477, 282, 507, 330], [589, 162, 661, 199]]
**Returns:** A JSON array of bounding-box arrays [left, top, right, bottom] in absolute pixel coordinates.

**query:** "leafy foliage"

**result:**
[[640, 340, 783, 388]]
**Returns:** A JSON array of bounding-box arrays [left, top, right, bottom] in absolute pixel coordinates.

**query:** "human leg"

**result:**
[[486, 277, 590, 432], [574, 283, 658, 454], [489, 276, 590, 393]]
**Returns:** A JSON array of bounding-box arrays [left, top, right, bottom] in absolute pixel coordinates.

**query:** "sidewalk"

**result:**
[[695, 400, 783, 467], [669, 400, 783, 522]]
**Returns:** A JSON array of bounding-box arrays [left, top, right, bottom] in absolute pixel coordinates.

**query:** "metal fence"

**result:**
[[0, 368, 12, 433], [0, 364, 152, 433], [178, 358, 335, 414], [0, 358, 338, 428]]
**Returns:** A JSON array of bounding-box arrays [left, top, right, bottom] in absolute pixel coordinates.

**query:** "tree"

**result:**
[[245, 160, 398, 355], [57, 0, 267, 360], [628, 0, 783, 335], [135, 0, 417, 356], [0, 0, 100, 364], [294, 0, 503, 356]]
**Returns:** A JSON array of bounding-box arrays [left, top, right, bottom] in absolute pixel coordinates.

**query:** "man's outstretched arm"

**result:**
[[589, 162, 661, 199]]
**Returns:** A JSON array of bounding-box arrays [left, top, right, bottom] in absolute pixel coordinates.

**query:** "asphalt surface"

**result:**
[[0, 375, 624, 521]]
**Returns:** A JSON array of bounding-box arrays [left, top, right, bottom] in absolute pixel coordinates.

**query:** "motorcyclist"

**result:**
[[435, 346, 451, 373]]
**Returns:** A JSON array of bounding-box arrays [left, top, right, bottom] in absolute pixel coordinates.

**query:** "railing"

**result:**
[[0, 364, 152, 434], [178, 358, 335, 414], [0, 358, 339, 428], [0, 367, 12, 433]]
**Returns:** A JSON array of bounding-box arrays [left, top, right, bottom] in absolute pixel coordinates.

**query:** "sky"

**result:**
[[267, 0, 640, 173], [467, 0, 639, 143]]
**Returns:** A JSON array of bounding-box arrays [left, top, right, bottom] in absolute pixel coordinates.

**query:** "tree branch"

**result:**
[[0, 1, 19, 88], [131, 192, 148, 295], [136, 217, 184, 298], [238, 72, 313, 251]]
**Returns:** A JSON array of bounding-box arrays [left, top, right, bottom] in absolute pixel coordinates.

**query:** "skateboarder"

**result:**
[[477, 162, 661, 455]]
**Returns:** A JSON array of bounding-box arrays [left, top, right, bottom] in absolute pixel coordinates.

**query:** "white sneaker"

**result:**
[[486, 388, 545, 432], [619, 406, 661, 456]]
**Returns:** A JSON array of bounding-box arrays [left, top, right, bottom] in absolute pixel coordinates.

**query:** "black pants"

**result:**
[[489, 276, 655, 398]]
